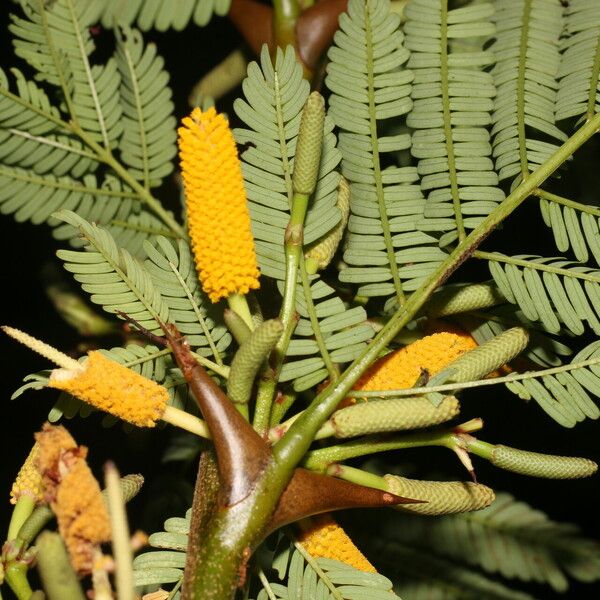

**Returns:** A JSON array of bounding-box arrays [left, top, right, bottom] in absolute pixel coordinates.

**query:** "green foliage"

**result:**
[[235, 46, 372, 390], [11, 0, 231, 30], [556, 0, 600, 122], [487, 254, 600, 335], [370, 492, 600, 593], [10, 0, 123, 148], [405, 0, 504, 247], [2, 0, 600, 599], [329, 0, 445, 304], [254, 546, 403, 600], [115, 26, 177, 189], [490, 0, 567, 186]]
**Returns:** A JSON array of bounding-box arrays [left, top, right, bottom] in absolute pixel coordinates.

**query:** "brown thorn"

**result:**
[[228, 0, 273, 57], [266, 468, 423, 534], [115, 311, 168, 347], [296, 0, 349, 71], [160, 323, 272, 507]]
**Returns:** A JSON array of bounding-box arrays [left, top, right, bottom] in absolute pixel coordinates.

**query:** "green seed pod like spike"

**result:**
[[329, 396, 460, 438], [443, 327, 529, 383], [111, 473, 144, 504], [35, 531, 86, 600], [426, 281, 505, 318], [384, 475, 495, 515], [227, 319, 283, 404], [292, 91, 325, 195], [491, 445, 598, 479], [305, 176, 350, 274], [224, 307, 252, 344]]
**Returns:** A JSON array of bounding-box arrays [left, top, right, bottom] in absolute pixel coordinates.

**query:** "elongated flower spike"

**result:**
[[35, 423, 112, 574], [464, 437, 598, 479], [178, 106, 260, 309], [2, 326, 209, 438], [384, 475, 495, 516], [298, 515, 377, 573]]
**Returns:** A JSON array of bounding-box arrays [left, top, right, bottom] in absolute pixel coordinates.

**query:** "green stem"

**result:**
[[253, 377, 277, 433], [257, 191, 310, 430], [534, 189, 600, 217], [71, 124, 185, 237], [273, 111, 600, 473], [346, 355, 600, 398], [365, 0, 405, 305], [473, 250, 600, 284], [273, 0, 301, 48], [517, 0, 532, 181], [439, 0, 465, 242], [7, 496, 36, 541], [227, 293, 255, 331], [464, 438, 494, 460], [39, 0, 79, 129], [299, 259, 338, 380], [105, 463, 134, 600], [15, 506, 54, 547], [4, 562, 33, 600], [304, 431, 454, 472], [326, 464, 389, 492], [586, 25, 600, 121], [269, 390, 297, 427]]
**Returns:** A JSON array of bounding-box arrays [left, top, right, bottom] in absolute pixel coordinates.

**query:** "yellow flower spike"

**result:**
[[7, 442, 45, 541], [178, 106, 260, 304], [3, 326, 210, 437], [298, 515, 376, 573], [36, 424, 112, 575], [49, 351, 169, 428], [10, 443, 43, 506], [346, 331, 477, 406]]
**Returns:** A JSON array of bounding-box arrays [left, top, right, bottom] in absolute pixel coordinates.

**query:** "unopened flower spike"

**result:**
[[7, 443, 44, 541], [2, 326, 209, 438], [178, 106, 260, 328]]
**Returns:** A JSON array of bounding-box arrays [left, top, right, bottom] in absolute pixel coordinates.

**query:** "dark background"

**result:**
[[1, 3, 599, 599]]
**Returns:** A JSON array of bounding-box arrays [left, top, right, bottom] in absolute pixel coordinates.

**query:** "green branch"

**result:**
[[473, 250, 600, 283], [273, 111, 600, 473]]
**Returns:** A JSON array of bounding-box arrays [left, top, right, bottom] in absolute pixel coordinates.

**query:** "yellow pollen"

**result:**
[[178, 106, 260, 302], [355, 331, 477, 392], [35, 424, 111, 574], [10, 443, 43, 505], [48, 351, 169, 427], [298, 515, 376, 573]]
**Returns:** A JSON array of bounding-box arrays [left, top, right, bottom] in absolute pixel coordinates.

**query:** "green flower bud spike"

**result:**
[[318, 396, 460, 439], [437, 327, 529, 384], [305, 176, 350, 274], [466, 438, 598, 479], [223, 307, 253, 345], [384, 475, 495, 515], [292, 91, 325, 195], [426, 281, 505, 318], [227, 319, 283, 405], [35, 531, 86, 600]]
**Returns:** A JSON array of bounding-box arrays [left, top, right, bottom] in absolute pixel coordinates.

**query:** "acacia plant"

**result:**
[[2, 0, 600, 598]]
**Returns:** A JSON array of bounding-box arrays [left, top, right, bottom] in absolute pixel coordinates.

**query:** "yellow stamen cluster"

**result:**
[[302, 326, 481, 567], [10, 443, 43, 505], [36, 424, 111, 574], [48, 351, 169, 427], [298, 515, 376, 573], [355, 332, 477, 392], [178, 107, 260, 302]]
